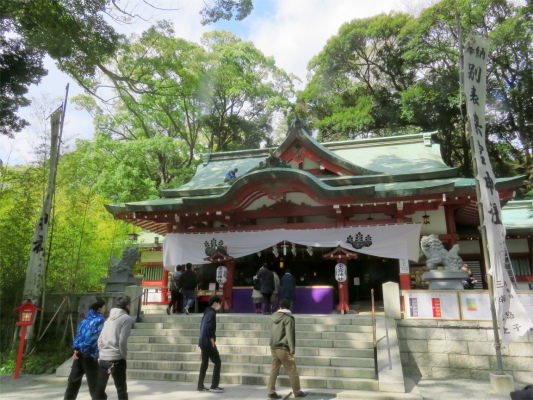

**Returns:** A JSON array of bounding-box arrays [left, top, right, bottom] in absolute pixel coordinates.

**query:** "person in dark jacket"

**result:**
[[280, 270, 296, 311], [64, 298, 106, 400], [197, 295, 224, 393], [461, 265, 477, 289], [167, 265, 183, 315], [257, 263, 275, 315], [267, 299, 308, 399], [178, 263, 198, 315]]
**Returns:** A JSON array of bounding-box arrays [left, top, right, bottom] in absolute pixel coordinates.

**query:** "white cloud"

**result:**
[[248, 0, 398, 86]]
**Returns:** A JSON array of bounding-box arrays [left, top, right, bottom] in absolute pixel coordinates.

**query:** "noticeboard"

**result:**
[[404, 291, 460, 320], [459, 292, 492, 321]]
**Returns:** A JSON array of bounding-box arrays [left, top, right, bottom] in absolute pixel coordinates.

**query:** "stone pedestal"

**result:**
[[490, 373, 514, 392], [422, 270, 468, 290], [100, 275, 142, 292], [383, 281, 401, 319]]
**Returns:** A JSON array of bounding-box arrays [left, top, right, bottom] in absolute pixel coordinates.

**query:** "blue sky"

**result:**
[[1, 0, 409, 165]]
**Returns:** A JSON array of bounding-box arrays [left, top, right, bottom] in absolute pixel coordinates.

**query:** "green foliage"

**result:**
[[0, 0, 122, 136], [0, 340, 71, 375], [301, 0, 533, 184], [200, 0, 254, 25], [73, 24, 295, 195]]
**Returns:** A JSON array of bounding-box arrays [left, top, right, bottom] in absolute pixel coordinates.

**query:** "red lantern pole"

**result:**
[[14, 326, 27, 379]]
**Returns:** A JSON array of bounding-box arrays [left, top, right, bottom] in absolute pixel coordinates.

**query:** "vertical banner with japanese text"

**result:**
[[464, 35, 533, 346], [22, 107, 62, 307]]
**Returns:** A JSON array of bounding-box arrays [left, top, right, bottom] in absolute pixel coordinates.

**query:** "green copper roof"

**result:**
[[501, 200, 533, 230]]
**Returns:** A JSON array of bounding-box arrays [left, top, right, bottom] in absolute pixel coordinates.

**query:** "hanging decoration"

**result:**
[[306, 246, 314, 256], [272, 246, 279, 258], [291, 243, 297, 257], [464, 34, 532, 345]]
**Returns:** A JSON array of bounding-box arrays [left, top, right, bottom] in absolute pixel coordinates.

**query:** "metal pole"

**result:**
[[371, 289, 378, 380]]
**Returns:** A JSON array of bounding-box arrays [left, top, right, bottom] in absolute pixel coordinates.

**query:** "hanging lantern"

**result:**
[[367, 213, 373, 220], [154, 236, 159, 244], [216, 266, 227, 285], [422, 212, 430, 225], [335, 263, 347, 282]]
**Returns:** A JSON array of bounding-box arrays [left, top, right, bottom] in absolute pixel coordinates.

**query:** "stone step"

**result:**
[[140, 314, 373, 326], [127, 360, 375, 379], [134, 322, 374, 333], [128, 351, 375, 368], [128, 335, 374, 349], [126, 369, 380, 391], [128, 343, 375, 358], [130, 328, 373, 341]]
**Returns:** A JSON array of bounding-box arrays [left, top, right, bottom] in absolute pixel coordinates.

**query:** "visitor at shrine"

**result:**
[[267, 298, 308, 399], [223, 168, 238, 183], [63, 297, 106, 400], [279, 270, 296, 311], [94, 295, 133, 400], [178, 263, 198, 314], [252, 272, 263, 313], [257, 263, 275, 315], [167, 265, 183, 315], [271, 270, 281, 313], [461, 264, 478, 289], [197, 295, 224, 393]]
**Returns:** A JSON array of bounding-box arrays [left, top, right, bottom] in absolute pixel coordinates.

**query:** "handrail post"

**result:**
[[371, 288, 378, 380], [136, 291, 142, 323]]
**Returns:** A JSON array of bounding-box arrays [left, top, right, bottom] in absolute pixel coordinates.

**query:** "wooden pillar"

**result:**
[[223, 259, 236, 310], [338, 256, 350, 312], [161, 268, 169, 303], [444, 205, 458, 246]]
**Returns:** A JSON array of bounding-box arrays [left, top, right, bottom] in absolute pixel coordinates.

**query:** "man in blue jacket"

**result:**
[[64, 297, 106, 400], [197, 295, 224, 393]]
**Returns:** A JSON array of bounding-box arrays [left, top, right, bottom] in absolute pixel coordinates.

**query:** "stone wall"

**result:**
[[397, 319, 533, 382]]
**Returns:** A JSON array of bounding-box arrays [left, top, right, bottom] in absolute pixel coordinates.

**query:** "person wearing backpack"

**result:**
[[167, 265, 183, 315], [252, 271, 263, 313], [64, 297, 106, 400]]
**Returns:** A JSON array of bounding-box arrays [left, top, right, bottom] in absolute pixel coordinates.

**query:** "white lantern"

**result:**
[[335, 263, 347, 282], [216, 266, 227, 285]]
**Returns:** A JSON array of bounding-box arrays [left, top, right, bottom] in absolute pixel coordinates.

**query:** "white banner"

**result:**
[[464, 35, 533, 346], [22, 107, 62, 305], [163, 223, 421, 269]]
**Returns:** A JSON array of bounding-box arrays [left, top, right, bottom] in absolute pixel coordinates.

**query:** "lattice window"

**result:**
[[141, 266, 163, 281]]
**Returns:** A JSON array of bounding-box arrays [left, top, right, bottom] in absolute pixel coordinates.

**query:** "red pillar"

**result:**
[[161, 268, 169, 303], [223, 260, 235, 310], [14, 326, 27, 379], [337, 256, 350, 312]]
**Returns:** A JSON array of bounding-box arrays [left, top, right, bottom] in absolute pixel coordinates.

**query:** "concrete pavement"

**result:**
[[0, 373, 528, 399]]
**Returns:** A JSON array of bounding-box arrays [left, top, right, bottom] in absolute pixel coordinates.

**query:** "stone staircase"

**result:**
[[127, 313, 379, 391]]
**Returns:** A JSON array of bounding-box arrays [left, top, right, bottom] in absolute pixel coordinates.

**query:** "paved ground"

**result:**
[[0, 374, 527, 399]]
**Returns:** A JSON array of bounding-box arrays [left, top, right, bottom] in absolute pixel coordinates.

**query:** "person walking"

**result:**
[[167, 265, 183, 315], [93, 295, 133, 400], [280, 270, 296, 311], [257, 263, 275, 315], [271, 270, 280, 313], [252, 272, 263, 313], [268, 299, 308, 399], [197, 295, 224, 393], [178, 263, 198, 315], [64, 298, 106, 400]]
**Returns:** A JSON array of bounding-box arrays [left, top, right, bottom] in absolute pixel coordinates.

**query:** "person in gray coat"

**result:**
[[257, 263, 275, 315], [93, 295, 133, 400], [280, 270, 296, 311]]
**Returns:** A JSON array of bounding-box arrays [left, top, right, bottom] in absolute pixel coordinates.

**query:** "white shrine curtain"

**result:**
[[163, 223, 421, 271]]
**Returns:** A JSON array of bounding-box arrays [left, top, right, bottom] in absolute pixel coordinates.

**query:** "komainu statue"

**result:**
[[108, 247, 140, 277], [420, 234, 463, 271]]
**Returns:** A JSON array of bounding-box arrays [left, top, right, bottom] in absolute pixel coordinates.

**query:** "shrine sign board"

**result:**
[[459, 292, 492, 321], [404, 291, 461, 320]]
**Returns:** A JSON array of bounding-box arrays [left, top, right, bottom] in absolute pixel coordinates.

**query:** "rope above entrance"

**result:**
[[162, 224, 422, 270]]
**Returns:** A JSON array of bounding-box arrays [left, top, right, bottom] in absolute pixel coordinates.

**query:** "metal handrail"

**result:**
[[132, 289, 148, 323], [371, 288, 378, 380]]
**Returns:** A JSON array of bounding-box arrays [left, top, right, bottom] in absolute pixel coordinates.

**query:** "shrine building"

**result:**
[[105, 120, 532, 312]]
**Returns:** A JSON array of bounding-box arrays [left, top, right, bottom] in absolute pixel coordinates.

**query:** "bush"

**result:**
[[0, 339, 71, 375]]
